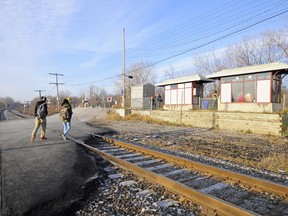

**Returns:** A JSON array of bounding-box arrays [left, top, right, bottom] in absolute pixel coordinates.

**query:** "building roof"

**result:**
[[206, 62, 288, 79], [131, 83, 155, 88], [156, 74, 214, 87]]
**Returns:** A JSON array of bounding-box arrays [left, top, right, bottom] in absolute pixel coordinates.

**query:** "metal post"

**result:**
[[122, 28, 125, 108]]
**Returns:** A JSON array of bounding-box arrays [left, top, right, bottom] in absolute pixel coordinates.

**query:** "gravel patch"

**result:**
[[75, 169, 199, 216], [74, 119, 287, 215], [90, 120, 287, 185]]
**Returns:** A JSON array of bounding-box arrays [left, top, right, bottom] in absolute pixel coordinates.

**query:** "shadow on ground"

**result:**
[[23, 139, 109, 216]]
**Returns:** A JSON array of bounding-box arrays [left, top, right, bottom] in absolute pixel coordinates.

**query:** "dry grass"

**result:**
[[105, 112, 181, 126], [105, 112, 123, 121], [259, 154, 287, 172], [146, 139, 288, 174], [103, 112, 288, 174]]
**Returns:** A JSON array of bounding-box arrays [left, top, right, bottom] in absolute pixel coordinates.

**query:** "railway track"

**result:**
[[0, 110, 29, 121], [70, 133, 288, 216]]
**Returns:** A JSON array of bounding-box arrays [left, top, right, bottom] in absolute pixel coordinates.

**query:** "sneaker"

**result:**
[[61, 134, 67, 141], [31, 135, 35, 143], [40, 136, 47, 140]]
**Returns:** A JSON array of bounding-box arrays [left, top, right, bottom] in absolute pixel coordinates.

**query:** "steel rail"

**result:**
[[92, 134, 288, 198], [79, 140, 256, 216]]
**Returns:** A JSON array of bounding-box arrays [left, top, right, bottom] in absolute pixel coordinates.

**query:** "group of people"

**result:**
[[31, 97, 73, 143]]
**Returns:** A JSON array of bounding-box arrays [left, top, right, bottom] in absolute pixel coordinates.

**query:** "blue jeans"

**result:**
[[63, 121, 71, 136]]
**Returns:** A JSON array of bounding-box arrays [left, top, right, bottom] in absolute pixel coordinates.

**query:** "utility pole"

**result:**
[[49, 73, 64, 110], [34, 90, 45, 98], [24, 101, 32, 115], [121, 28, 125, 108]]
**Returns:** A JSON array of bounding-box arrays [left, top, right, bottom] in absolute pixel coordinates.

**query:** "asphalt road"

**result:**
[[0, 108, 109, 216]]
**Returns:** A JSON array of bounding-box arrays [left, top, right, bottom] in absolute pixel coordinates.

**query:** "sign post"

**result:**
[[107, 97, 112, 108]]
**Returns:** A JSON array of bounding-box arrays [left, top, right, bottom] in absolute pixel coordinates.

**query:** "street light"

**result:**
[[121, 74, 133, 108]]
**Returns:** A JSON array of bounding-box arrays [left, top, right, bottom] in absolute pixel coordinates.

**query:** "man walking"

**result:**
[[31, 96, 48, 143]]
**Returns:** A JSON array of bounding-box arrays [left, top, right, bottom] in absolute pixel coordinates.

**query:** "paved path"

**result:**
[[0, 108, 108, 216]]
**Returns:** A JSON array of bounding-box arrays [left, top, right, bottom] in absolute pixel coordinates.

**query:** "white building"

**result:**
[[206, 62, 288, 112], [156, 75, 214, 110]]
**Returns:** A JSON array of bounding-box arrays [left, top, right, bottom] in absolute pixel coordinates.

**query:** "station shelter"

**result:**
[[156, 75, 214, 110], [206, 62, 288, 113]]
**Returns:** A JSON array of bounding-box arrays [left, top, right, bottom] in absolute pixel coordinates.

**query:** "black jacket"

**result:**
[[34, 100, 48, 117]]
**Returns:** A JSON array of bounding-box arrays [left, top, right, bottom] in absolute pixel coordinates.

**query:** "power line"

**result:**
[[132, 1, 286, 53], [66, 0, 288, 87], [126, 0, 287, 61], [66, 75, 121, 86], [137, 0, 285, 49], [126, 8, 288, 73]]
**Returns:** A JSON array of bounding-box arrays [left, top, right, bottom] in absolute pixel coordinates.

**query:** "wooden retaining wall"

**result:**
[[132, 110, 287, 136], [217, 112, 282, 136]]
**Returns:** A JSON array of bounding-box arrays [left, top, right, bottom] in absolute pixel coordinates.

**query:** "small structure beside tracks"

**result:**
[[156, 74, 214, 111]]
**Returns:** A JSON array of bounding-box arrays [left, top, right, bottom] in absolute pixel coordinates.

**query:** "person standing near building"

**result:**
[[31, 96, 48, 143], [60, 98, 73, 140]]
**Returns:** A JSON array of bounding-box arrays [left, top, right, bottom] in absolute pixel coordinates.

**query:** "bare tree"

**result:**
[[59, 90, 72, 102], [87, 84, 108, 107], [99, 88, 108, 108], [225, 35, 283, 67], [87, 85, 100, 107], [192, 30, 288, 96], [164, 66, 179, 79], [0, 97, 14, 109], [193, 50, 226, 96], [195, 30, 287, 74], [126, 61, 156, 86], [78, 90, 86, 102], [264, 29, 288, 62], [193, 49, 228, 76]]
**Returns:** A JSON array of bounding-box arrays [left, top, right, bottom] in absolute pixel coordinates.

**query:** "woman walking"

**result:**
[[60, 98, 73, 140]]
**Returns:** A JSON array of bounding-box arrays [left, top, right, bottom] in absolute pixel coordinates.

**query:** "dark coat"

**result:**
[[34, 100, 48, 117]]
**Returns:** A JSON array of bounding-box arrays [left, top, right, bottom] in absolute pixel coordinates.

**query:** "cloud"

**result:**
[[0, 1, 75, 52], [0, 0, 77, 101]]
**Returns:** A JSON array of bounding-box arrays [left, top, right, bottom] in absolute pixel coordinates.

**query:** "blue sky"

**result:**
[[0, 0, 287, 102]]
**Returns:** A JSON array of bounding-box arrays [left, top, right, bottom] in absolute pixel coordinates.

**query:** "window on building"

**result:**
[[193, 83, 203, 97], [257, 72, 270, 80], [244, 74, 256, 102], [221, 77, 232, 83], [171, 84, 178, 90], [232, 82, 243, 102], [220, 72, 275, 103], [231, 76, 243, 102], [272, 74, 281, 103]]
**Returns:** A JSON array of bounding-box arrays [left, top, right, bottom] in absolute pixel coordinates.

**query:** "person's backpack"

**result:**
[[59, 107, 69, 120], [37, 103, 46, 119]]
